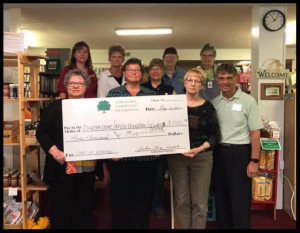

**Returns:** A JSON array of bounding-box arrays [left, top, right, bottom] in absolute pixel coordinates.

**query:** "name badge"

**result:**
[[232, 103, 242, 111], [207, 81, 213, 88]]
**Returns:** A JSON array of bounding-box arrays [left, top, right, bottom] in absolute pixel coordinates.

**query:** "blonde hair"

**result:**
[[184, 67, 207, 86]]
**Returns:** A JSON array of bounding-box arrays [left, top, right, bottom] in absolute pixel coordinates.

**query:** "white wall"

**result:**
[[27, 47, 296, 68]]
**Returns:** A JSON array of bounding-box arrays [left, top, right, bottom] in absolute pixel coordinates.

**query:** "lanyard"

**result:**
[[201, 65, 216, 81]]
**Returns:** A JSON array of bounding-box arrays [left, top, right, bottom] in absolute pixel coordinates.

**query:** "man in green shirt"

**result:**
[[211, 63, 263, 229]]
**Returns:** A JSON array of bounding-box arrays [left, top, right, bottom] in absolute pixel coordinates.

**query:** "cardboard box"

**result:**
[[3, 121, 19, 143], [25, 135, 38, 144], [3, 32, 24, 54]]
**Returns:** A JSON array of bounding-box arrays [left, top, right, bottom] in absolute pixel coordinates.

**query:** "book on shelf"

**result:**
[[24, 82, 30, 98], [39, 74, 59, 94]]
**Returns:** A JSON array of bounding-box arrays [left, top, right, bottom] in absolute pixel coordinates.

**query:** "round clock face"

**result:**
[[263, 10, 286, 32]]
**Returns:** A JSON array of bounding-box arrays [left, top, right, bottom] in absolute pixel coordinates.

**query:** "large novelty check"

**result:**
[[62, 95, 190, 161]]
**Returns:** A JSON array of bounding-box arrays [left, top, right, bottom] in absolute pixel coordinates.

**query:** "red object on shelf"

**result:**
[[251, 149, 279, 220], [25, 109, 31, 119], [239, 73, 251, 83]]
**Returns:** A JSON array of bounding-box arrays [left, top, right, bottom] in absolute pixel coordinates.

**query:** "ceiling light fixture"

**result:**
[[115, 28, 172, 36]]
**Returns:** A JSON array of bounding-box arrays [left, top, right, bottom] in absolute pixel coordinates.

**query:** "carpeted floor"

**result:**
[[93, 180, 296, 229]]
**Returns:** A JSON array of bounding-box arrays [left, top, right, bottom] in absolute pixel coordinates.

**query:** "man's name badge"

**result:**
[[232, 103, 242, 111]]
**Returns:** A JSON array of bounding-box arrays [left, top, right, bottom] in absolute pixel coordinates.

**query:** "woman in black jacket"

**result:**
[[37, 69, 101, 229]]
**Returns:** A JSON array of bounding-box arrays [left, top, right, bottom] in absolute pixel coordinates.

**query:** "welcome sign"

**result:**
[[256, 69, 291, 79]]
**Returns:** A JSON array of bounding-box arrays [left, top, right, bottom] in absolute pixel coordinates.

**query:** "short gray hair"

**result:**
[[63, 69, 91, 89], [200, 43, 216, 57]]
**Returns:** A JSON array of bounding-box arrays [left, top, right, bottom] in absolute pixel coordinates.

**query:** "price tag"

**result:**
[[260, 138, 281, 150], [8, 187, 18, 196], [272, 130, 280, 139]]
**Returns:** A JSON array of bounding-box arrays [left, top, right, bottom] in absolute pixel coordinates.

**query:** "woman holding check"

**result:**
[[167, 67, 221, 229], [36, 69, 100, 229], [106, 57, 159, 229]]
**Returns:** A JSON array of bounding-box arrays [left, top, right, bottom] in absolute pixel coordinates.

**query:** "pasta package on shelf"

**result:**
[[261, 117, 281, 139], [265, 150, 275, 170], [259, 150, 267, 169], [252, 172, 275, 201], [258, 150, 275, 170], [264, 177, 274, 201]]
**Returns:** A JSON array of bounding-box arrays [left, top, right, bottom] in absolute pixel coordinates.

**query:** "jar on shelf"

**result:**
[[18, 173, 31, 186], [9, 84, 15, 98], [3, 172, 10, 187], [13, 84, 19, 98], [3, 83, 10, 99], [11, 173, 19, 187], [8, 168, 18, 175], [18, 174, 22, 187]]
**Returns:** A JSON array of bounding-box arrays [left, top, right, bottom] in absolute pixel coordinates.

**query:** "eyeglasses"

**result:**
[[126, 69, 142, 73], [186, 79, 201, 85], [68, 81, 85, 87], [201, 54, 214, 58], [217, 76, 235, 82], [164, 54, 177, 59]]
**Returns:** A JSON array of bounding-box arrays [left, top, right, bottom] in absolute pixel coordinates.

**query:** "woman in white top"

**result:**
[[97, 44, 126, 97]]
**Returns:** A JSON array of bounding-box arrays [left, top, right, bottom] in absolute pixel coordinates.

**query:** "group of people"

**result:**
[[36, 41, 263, 229]]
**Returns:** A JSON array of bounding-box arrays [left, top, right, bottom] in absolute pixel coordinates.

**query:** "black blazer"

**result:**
[[36, 99, 103, 184]]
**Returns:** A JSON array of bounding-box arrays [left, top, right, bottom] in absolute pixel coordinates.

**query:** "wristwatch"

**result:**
[[250, 158, 259, 163]]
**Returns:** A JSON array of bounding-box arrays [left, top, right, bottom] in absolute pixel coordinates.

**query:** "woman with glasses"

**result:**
[[167, 68, 221, 229], [37, 70, 100, 229], [141, 58, 174, 219], [106, 58, 159, 229], [199, 43, 220, 101], [57, 41, 98, 99]]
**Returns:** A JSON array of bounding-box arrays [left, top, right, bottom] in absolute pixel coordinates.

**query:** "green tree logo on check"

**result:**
[[97, 100, 111, 113]]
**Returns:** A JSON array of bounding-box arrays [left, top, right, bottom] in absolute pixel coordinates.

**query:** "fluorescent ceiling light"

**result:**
[[115, 28, 172, 36]]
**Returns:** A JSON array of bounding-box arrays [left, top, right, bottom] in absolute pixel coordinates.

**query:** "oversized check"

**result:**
[[62, 95, 190, 161]]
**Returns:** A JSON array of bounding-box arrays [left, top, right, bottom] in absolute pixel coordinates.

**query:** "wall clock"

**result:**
[[263, 9, 286, 32]]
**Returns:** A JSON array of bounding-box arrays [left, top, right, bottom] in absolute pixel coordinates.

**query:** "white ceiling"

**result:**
[[3, 3, 296, 50]]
